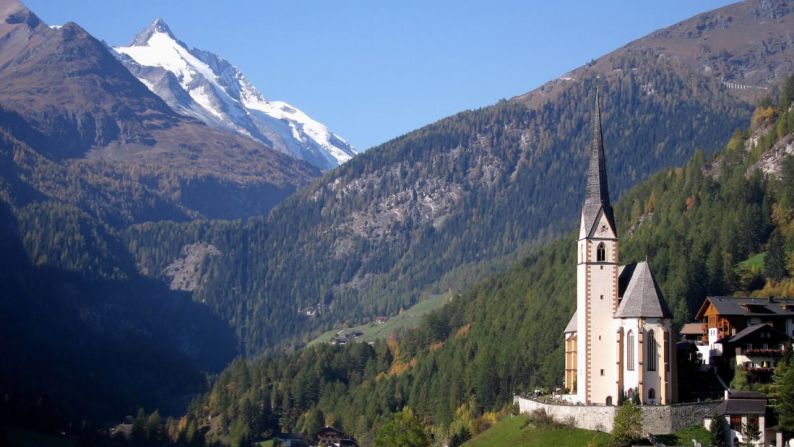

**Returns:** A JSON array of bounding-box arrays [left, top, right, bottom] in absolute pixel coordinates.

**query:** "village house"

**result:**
[[693, 296, 794, 377], [704, 390, 769, 447], [316, 426, 357, 447], [679, 322, 706, 343]]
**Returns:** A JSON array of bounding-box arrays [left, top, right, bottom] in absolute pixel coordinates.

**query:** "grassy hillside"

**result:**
[[306, 293, 451, 347], [461, 415, 709, 447], [462, 414, 609, 447]]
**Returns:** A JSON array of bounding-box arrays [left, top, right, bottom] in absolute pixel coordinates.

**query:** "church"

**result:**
[[563, 91, 678, 406]]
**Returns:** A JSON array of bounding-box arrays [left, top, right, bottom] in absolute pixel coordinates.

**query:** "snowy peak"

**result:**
[[114, 18, 356, 169], [130, 17, 178, 46]]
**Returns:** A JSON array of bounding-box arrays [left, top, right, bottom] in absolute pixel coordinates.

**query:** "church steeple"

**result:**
[[586, 88, 610, 207], [581, 88, 616, 236]]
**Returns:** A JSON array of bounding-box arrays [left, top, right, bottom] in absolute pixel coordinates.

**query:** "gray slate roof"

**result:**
[[725, 323, 787, 344], [614, 261, 673, 319], [581, 89, 616, 236], [564, 311, 577, 333], [716, 399, 767, 416], [618, 263, 637, 298], [697, 296, 794, 319]]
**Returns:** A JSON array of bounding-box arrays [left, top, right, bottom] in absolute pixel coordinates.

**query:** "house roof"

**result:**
[[614, 261, 673, 319], [715, 399, 767, 416], [318, 426, 346, 436], [680, 323, 706, 336], [725, 323, 788, 344], [564, 311, 577, 333], [695, 296, 794, 320], [728, 390, 767, 400]]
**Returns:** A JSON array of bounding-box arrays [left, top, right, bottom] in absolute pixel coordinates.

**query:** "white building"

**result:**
[[563, 90, 678, 405]]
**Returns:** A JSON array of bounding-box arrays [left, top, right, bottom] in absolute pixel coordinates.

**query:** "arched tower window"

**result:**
[[648, 388, 656, 401], [647, 330, 657, 371], [626, 330, 635, 371], [605, 396, 613, 406], [596, 242, 606, 262]]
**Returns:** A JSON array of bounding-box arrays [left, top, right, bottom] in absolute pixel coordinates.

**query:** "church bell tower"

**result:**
[[576, 89, 620, 405]]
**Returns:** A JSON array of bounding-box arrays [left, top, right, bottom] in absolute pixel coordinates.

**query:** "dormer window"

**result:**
[[597, 243, 606, 262]]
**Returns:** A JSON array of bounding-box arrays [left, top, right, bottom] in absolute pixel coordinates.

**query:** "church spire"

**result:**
[[585, 88, 611, 207], [581, 87, 616, 235]]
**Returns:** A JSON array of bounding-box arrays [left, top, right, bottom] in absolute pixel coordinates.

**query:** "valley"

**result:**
[[1, 0, 794, 446]]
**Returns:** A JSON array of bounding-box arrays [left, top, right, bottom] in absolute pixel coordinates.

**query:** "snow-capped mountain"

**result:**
[[114, 18, 356, 169]]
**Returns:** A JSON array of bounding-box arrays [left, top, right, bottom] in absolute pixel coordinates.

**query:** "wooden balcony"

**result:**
[[744, 348, 784, 357]]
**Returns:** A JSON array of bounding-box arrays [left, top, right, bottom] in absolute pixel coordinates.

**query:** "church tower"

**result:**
[[575, 89, 620, 405], [563, 89, 677, 405]]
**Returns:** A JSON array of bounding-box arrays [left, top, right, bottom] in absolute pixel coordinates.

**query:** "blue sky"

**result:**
[[27, 0, 736, 150]]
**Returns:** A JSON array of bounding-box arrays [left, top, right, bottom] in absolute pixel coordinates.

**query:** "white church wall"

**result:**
[[620, 318, 641, 397]]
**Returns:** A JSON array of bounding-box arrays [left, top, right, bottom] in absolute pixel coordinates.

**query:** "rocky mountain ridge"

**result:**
[[0, 0, 320, 223], [114, 18, 356, 170]]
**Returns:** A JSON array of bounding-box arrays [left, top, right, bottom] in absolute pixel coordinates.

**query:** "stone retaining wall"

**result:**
[[514, 396, 721, 434]]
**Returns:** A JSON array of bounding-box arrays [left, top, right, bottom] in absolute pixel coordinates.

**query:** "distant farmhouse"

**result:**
[[562, 90, 677, 406], [316, 426, 357, 446]]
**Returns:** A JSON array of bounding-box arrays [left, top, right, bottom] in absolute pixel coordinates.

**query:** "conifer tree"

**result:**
[[772, 355, 794, 433], [766, 230, 787, 281], [709, 417, 728, 447]]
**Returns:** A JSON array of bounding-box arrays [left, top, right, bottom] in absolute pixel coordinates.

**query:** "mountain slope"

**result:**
[[114, 19, 356, 170], [124, 1, 794, 354], [188, 83, 794, 447], [0, 0, 320, 224], [520, 0, 794, 108]]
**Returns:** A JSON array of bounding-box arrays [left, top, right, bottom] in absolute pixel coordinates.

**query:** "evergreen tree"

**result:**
[[709, 417, 727, 447], [766, 230, 787, 281], [740, 417, 760, 447], [772, 356, 794, 433], [145, 409, 163, 443], [374, 407, 430, 447], [131, 408, 147, 445], [730, 367, 751, 391], [302, 407, 324, 441], [781, 74, 794, 111]]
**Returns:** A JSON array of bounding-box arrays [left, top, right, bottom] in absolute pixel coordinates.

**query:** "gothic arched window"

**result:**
[[626, 330, 635, 371], [596, 242, 606, 262], [647, 330, 657, 371]]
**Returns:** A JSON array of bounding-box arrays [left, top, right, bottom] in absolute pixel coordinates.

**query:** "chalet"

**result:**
[[704, 390, 769, 447], [373, 316, 388, 325], [694, 296, 794, 367], [317, 426, 357, 447], [679, 322, 706, 342], [724, 323, 789, 382]]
